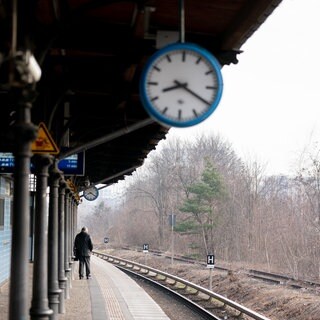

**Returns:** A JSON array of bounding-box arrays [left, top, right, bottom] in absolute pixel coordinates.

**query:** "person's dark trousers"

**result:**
[[78, 256, 91, 279]]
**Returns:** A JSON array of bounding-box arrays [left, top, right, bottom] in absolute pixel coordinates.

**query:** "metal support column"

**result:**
[[69, 197, 75, 278], [73, 199, 78, 236], [58, 178, 67, 313], [64, 189, 71, 298], [48, 160, 62, 319], [9, 91, 37, 320], [30, 155, 53, 320]]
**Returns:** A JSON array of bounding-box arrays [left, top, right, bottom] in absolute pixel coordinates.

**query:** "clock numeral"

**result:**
[[193, 109, 198, 117], [205, 70, 214, 75], [148, 82, 158, 86], [182, 51, 186, 62], [196, 57, 202, 64], [151, 96, 159, 102], [153, 66, 161, 72], [178, 109, 182, 120], [166, 54, 171, 62]]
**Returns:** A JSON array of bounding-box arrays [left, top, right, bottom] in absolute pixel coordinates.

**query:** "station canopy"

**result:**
[[0, 0, 283, 190]]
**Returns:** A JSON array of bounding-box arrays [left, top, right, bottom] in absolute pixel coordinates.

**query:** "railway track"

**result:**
[[247, 269, 320, 290], [93, 250, 271, 320], [120, 246, 320, 292], [120, 266, 221, 320]]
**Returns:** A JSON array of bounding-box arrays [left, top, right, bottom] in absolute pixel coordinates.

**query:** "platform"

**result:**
[[0, 255, 170, 320]]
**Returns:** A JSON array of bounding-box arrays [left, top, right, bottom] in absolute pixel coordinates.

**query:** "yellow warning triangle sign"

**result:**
[[31, 122, 60, 155]]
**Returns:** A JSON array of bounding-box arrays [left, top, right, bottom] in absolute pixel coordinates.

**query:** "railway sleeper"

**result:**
[[189, 291, 210, 300], [199, 302, 225, 310], [133, 266, 141, 272], [224, 305, 244, 319], [203, 299, 226, 310], [138, 269, 149, 275], [180, 289, 199, 296], [164, 280, 180, 286], [189, 296, 207, 303], [146, 272, 158, 278], [171, 283, 186, 289], [155, 274, 167, 281], [192, 293, 211, 302], [165, 278, 177, 286], [211, 308, 244, 320]]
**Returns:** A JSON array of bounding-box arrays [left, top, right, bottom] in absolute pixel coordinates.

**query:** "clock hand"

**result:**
[[162, 81, 187, 92], [174, 80, 211, 106]]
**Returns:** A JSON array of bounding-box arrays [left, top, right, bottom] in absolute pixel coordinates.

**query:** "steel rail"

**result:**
[[93, 251, 271, 320], [122, 245, 320, 290]]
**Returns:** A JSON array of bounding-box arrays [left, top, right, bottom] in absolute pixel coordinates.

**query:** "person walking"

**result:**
[[73, 226, 93, 279]]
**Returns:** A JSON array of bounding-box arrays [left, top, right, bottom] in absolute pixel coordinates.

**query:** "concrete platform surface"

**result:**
[[0, 255, 170, 320]]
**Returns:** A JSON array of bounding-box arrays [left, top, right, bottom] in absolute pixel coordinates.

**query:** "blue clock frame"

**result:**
[[139, 42, 223, 128]]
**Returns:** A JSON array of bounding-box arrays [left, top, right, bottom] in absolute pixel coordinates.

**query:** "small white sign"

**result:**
[[143, 244, 149, 253], [207, 254, 215, 268]]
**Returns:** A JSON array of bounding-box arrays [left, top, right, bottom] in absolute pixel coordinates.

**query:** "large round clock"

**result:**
[[83, 185, 99, 201], [139, 42, 223, 127]]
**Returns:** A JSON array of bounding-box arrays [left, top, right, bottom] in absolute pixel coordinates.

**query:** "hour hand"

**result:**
[[162, 81, 187, 92]]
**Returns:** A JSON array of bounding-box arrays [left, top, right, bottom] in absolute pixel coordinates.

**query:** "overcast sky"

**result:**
[[169, 0, 320, 176]]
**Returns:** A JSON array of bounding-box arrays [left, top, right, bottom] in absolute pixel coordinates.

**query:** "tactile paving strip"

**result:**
[[92, 257, 127, 320], [91, 255, 169, 320]]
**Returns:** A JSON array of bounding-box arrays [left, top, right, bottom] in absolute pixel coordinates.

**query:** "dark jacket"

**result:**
[[74, 231, 93, 257]]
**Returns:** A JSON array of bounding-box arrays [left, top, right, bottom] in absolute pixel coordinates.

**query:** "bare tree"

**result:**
[[102, 132, 320, 282]]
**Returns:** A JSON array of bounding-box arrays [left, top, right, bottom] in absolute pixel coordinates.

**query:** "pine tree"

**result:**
[[178, 160, 227, 254]]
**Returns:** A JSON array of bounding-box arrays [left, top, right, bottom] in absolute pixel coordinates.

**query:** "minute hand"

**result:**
[[174, 80, 211, 106]]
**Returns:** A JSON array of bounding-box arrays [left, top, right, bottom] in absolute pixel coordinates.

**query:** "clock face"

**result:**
[[83, 186, 99, 201], [140, 42, 223, 127]]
